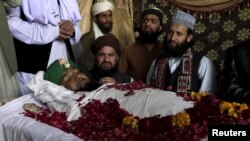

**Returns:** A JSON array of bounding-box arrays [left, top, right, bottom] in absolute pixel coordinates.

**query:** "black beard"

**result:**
[[163, 39, 191, 57], [93, 64, 117, 79], [97, 22, 113, 34], [140, 30, 161, 43]]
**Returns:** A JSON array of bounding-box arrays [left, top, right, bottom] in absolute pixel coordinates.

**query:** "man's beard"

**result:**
[[95, 62, 117, 78], [97, 22, 113, 34], [163, 39, 190, 57], [140, 30, 161, 43]]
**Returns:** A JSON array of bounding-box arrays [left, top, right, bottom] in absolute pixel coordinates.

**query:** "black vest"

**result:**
[[164, 54, 203, 93]]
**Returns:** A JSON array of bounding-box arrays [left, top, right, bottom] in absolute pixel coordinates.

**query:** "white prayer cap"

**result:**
[[171, 10, 196, 30], [91, 0, 114, 16]]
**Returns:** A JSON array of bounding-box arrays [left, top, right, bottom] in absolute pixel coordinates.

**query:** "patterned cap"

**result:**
[[172, 10, 196, 30], [44, 58, 78, 84]]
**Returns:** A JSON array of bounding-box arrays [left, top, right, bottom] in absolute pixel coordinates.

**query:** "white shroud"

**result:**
[[27, 71, 194, 121]]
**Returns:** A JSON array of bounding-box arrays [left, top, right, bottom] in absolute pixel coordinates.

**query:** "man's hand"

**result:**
[[99, 77, 116, 85], [58, 20, 75, 40]]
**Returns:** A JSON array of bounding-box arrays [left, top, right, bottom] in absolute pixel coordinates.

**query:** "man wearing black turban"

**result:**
[[88, 34, 132, 87]]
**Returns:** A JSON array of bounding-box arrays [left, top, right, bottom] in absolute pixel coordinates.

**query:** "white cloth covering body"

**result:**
[[0, 94, 82, 141], [27, 71, 194, 121], [6, 0, 82, 95]]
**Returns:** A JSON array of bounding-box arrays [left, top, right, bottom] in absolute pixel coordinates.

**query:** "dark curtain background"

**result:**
[[133, 0, 250, 78]]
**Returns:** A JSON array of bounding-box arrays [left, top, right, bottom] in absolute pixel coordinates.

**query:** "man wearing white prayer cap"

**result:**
[[147, 10, 217, 95], [78, 0, 114, 72], [171, 10, 196, 31]]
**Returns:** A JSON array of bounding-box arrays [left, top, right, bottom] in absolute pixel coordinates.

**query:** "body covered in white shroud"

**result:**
[[27, 71, 194, 121]]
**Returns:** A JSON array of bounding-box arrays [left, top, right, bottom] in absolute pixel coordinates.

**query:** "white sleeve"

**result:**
[[198, 56, 217, 94], [70, 22, 81, 45], [6, 7, 59, 45], [146, 59, 156, 85]]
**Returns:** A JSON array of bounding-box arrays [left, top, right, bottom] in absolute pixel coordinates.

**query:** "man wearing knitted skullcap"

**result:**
[[78, 0, 114, 72], [119, 7, 164, 82], [44, 58, 90, 91], [88, 34, 132, 89], [147, 10, 217, 95], [141, 7, 164, 26]]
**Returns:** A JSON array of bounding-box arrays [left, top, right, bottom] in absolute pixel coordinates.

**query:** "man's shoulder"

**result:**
[[80, 31, 95, 41], [123, 41, 147, 51], [115, 71, 132, 83]]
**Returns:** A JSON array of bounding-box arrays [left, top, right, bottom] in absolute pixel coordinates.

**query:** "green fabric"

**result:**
[[44, 59, 78, 84], [0, 0, 18, 74], [0, 0, 20, 100]]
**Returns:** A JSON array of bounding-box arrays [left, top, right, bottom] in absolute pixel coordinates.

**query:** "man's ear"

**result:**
[[159, 25, 163, 32], [187, 34, 193, 42], [92, 15, 97, 22], [116, 54, 119, 61]]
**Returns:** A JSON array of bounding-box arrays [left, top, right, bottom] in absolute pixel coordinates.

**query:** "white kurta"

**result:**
[[6, 0, 81, 95]]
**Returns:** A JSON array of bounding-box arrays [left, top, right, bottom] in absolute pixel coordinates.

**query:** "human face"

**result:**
[[96, 46, 118, 71], [166, 23, 193, 48], [94, 10, 113, 34], [59, 68, 90, 91], [141, 14, 162, 35]]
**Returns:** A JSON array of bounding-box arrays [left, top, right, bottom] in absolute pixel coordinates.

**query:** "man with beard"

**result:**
[[88, 34, 132, 88], [147, 10, 217, 95], [43, 34, 131, 92], [119, 7, 164, 82], [78, 0, 114, 72]]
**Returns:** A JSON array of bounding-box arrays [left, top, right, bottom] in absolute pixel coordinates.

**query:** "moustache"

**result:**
[[101, 61, 112, 66]]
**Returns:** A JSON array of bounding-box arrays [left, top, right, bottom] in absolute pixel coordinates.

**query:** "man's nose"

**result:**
[[170, 33, 177, 41], [104, 56, 110, 61], [107, 16, 112, 22]]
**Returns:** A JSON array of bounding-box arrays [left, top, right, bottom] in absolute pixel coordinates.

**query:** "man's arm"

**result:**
[[4, 0, 21, 7], [198, 56, 217, 95], [219, 48, 250, 103], [146, 60, 156, 85], [119, 47, 129, 74], [6, 6, 59, 45]]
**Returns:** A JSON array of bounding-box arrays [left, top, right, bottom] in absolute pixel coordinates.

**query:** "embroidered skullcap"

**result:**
[[171, 10, 196, 30], [44, 58, 78, 84], [92, 0, 114, 16], [91, 34, 121, 55], [142, 7, 164, 25]]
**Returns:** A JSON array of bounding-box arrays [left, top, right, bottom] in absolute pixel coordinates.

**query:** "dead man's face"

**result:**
[[59, 68, 90, 91]]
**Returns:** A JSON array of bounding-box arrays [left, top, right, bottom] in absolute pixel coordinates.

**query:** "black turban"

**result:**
[[91, 34, 121, 55]]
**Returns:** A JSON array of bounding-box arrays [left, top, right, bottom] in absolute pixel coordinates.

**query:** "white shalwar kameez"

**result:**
[[6, 0, 82, 95]]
